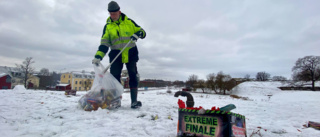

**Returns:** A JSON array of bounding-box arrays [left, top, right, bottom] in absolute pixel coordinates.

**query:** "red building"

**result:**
[[0, 73, 12, 89], [55, 84, 71, 91]]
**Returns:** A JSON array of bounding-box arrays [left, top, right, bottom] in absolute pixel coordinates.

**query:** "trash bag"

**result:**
[[78, 64, 123, 111]]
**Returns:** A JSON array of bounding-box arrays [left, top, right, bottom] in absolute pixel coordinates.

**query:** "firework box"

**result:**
[[307, 121, 320, 130], [65, 90, 77, 96], [177, 108, 246, 137]]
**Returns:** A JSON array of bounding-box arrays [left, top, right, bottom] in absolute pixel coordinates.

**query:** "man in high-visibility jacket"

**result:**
[[92, 1, 146, 109]]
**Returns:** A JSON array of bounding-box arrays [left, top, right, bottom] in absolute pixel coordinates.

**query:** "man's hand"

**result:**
[[92, 58, 101, 65], [130, 34, 139, 42]]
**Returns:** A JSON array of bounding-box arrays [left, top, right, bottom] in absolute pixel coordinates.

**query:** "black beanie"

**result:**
[[108, 1, 120, 12]]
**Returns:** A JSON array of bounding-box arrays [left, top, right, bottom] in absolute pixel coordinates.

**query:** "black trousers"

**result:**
[[110, 60, 138, 89]]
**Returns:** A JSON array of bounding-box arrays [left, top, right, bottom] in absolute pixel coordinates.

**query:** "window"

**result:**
[[80, 81, 82, 84], [75, 81, 78, 84], [69, 75, 70, 78], [6, 76, 11, 83], [68, 80, 70, 84], [79, 87, 81, 90], [75, 87, 77, 90], [64, 75, 65, 78]]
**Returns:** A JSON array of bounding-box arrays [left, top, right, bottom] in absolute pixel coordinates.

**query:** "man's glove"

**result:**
[[92, 58, 101, 65], [130, 31, 143, 42], [130, 34, 139, 42]]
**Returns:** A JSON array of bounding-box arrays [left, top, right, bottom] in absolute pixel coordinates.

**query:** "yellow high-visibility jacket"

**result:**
[[95, 13, 146, 63]]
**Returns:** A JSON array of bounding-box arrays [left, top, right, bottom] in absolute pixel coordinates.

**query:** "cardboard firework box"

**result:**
[[177, 108, 247, 137]]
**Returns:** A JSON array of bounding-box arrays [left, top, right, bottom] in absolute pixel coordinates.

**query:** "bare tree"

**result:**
[[16, 57, 35, 88], [292, 55, 320, 91], [173, 80, 184, 88], [206, 73, 217, 93], [196, 79, 206, 93], [316, 68, 320, 81], [244, 74, 251, 81], [216, 71, 232, 95], [272, 76, 287, 81], [256, 71, 270, 81], [39, 68, 50, 76], [186, 74, 198, 91]]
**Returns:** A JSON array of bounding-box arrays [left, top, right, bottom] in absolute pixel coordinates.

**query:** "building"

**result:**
[[0, 66, 40, 89], [0, 66, 23, 88], [37, 75, 53, 89], [10, 74, 40, 89], [27, 75, 40, 89], [56, 84, 71, 91], [60, 71, 94, 91], [0, 73, 12, 89], [139, 79, 168, 87], [36, 73, 61, 90]]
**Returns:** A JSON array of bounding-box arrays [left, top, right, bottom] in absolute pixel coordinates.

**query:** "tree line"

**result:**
[[14, 55, 320, 91], [13, 57, 61, 89], [185, 55, 320, 92], [13, 57, 99, 89], [185, 72, 238, 95]]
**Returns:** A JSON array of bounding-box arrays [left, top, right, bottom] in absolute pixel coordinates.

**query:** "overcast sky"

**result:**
[[0, 0, 320, 81]]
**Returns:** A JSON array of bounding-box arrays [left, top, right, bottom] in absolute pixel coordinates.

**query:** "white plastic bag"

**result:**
[[79, 64, 123, 111]]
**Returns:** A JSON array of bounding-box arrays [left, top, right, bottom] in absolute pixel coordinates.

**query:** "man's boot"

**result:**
[[130, 88, 142, 109]]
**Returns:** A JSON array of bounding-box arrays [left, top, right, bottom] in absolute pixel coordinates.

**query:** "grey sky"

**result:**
[[0, 0, 319, 81]]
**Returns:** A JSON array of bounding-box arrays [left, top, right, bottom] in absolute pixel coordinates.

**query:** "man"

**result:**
[[92, 1, 146, 109]]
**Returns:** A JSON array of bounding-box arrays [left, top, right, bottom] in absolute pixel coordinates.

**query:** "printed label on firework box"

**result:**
[[231, 115, 246, 137], [177, 109, 246, 137]]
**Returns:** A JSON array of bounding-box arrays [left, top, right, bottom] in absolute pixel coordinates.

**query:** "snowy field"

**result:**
[[0, 82, 320, 137]]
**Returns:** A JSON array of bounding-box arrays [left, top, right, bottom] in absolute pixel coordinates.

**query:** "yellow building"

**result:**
[[28, 75, 40, 89], [11, 75, 40, 89], [60, 72, 94, 91]]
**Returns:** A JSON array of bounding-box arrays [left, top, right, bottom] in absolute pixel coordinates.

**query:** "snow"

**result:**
[[56, 84, 70, 86], [1, 81, 320, 137], [0, 73, 8, 77], [12, 85, 26, 91]]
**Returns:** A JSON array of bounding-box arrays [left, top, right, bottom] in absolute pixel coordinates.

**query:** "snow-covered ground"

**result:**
[[0, 82, 320, 137]]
